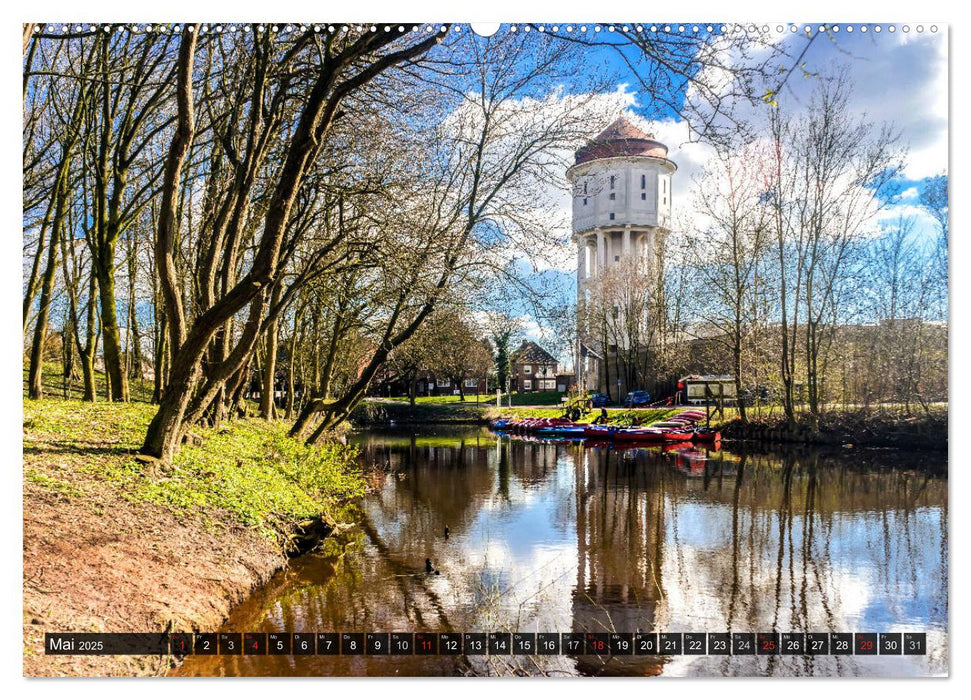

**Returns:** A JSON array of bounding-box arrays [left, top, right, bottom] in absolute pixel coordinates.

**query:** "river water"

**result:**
[[174, 427, 948, 677]]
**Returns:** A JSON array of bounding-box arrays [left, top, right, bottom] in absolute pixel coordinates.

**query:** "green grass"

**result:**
[[24, 468, 83, 498], [491, 407, 565, 419], [384, 394, 493, 405], [23, 361, 156, 403], [352, 400, 489, 425], [487, 406, 682, 425], [134, 422, 365, 539], [706, 402, 949, 428], [385, 391, 566, 406], [23, 398, 366, 544], [349, 432, 494, 449]]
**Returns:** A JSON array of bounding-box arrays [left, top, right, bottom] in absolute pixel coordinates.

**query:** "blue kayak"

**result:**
[[535, 426, 587, 437]]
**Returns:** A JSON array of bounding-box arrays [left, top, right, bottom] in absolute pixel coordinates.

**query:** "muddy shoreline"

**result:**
[[23, 479, 290, 677], [22, 399, 362, 677]]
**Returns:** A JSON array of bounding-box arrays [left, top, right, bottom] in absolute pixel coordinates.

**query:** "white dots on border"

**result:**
[[27, 22, 943, 39]]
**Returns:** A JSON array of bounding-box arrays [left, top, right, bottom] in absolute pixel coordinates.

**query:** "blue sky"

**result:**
[[490, 25, 948, 358]]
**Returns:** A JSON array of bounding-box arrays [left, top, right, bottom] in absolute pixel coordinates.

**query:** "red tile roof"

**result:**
[[575, 116, 669, 164], [595, 116, 653, 141]]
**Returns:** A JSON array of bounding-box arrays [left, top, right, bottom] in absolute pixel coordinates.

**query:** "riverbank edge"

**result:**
[[353, 399, 947, 451], [23, 399, 364, 677], [716, 409, 948, 451]]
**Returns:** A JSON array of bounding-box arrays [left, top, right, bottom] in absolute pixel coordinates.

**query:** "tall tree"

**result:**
[[765, 75, 903, 426], [685, 142, 772, 421], [142, 26, 446, 462]]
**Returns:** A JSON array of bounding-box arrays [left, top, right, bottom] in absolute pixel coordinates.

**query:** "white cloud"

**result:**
[[467, 31, 947, 349], [784, 30, 948, 180]]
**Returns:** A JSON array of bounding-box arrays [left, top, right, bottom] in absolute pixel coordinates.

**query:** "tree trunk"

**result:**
[[733, 333, 747, 423], [62, 323, 75, 399], [141, 28, 444, 461], [138, 25, 200, 461], [27, 179, 68, 399], [285, 315, 300, 420], [141, 349, 198, 462], [260, 284, 283, 420], [126, 233, 144, 383], [80, 275, 98, 401], [290, 397, 319, 440], [94, 250, 129, 401], [153, 314, 167, 404]]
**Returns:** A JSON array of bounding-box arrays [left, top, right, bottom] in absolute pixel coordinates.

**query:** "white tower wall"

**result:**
[[568, 121, 676, 393], [568, 156, 676, 305]]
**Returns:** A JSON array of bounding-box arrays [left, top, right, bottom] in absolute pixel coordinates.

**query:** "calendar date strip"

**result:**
[[45, 632, 928, 656]]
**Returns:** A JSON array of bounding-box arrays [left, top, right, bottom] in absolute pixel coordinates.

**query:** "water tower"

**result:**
[[567, 117, 677, 392]]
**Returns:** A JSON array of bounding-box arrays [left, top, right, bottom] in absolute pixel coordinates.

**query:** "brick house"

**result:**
[[509, 340, 560, 392]]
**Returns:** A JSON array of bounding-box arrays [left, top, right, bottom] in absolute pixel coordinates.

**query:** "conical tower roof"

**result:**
[[594, 116, 653, 141], [575, 116, 669, 164]]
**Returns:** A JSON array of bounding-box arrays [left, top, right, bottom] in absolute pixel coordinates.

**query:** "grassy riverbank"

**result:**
[[382, 391, 566, 406], [352, 397, 947, 449], [351, 399, 492, 425], [351, 398, 683, 426], [716, 405, 948, 450], [22, 399, 365, 676]]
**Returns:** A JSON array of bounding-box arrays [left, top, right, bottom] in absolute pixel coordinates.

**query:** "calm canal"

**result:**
[[174, 427, 947, 677]]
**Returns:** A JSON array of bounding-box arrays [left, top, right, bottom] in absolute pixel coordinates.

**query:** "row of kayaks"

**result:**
[[490, 410, 721, 444]]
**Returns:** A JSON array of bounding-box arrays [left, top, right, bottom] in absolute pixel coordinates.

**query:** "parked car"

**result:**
[[589, 392, 609, 408], [624, 390, 652, 408]]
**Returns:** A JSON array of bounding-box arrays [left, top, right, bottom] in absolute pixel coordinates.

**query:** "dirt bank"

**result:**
[[351, 399, 491, 426], [23, 399, 364, 677], [717, 408, 948, 451], [23, 480, 284, 676]]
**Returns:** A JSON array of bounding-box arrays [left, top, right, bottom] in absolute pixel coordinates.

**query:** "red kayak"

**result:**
[[691, 428, 722, 443], [613, 427, 695, 442], [509, 417, 574, 433]]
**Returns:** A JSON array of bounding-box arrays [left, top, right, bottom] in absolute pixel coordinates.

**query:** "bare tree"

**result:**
[[765, 74, 904, 426], [291, 32, 609, 441], [684, 142, 773, 420], [141, 26, 446, 462]]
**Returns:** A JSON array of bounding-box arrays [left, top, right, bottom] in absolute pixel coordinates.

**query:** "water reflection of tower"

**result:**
[[573, 447, 666, 645]]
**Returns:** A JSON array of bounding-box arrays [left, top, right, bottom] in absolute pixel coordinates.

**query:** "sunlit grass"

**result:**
[[23, 398, 366, 544], [384, 391, 566, 406], [22, 361, 155, 403]]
